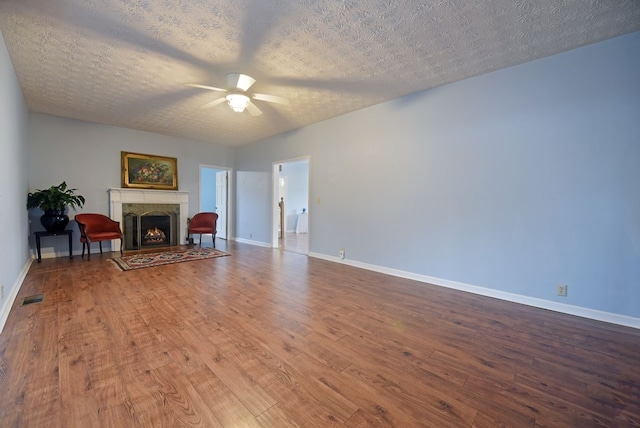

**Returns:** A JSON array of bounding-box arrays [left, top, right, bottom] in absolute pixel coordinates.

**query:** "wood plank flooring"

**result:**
[[1, 240, 639, 427]]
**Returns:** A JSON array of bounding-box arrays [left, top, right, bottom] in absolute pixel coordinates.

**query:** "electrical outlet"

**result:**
[[339, 248, 345, 259], [556, 284, 568, 297]]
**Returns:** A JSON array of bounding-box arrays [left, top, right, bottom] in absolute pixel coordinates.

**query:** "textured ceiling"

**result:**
[[1, 0, 639, 147]]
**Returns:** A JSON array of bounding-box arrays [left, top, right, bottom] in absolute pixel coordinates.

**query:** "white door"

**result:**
[[216, 170, 228, 239]]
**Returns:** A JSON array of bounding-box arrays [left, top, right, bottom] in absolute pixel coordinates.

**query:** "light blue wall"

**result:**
[[235, 32, 640, 318], [28, 114, 235, 257], [200, 166, 217, 212], [236, 171, 271, 243], [0, 29, 30, 330]]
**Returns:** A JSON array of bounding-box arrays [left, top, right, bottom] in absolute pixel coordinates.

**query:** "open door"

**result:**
[[216, 170, 228, 239]]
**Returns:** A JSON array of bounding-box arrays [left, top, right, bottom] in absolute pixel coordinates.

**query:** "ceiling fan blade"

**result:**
[[245, 101, 263, 116], [185, 83, 227, 92], [227, 73, 256, 92], [253, 93, 289, 105], [201, 97, 227, 109]]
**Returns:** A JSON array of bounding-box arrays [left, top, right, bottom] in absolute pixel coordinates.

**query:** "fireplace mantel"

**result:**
[[108, 188, 189, 248]]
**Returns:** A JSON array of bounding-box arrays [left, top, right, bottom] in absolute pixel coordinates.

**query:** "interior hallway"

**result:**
[[280, 232, 309, 255]]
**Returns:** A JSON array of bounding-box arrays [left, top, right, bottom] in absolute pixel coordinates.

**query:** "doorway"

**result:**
[[200, 165, 231, 244], [272, 158, 309, 254]]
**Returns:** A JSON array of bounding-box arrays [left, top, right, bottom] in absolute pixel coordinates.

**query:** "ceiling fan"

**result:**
[[186, 73, 289, 116]]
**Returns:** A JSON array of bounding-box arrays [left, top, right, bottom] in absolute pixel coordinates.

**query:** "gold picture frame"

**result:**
[[121, 151, 178, 190]]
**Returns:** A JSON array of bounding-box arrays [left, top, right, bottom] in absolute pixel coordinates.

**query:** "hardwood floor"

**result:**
[[1, 240, 639, 427]]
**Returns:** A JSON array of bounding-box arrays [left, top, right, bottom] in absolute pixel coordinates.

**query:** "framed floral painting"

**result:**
[[121, 151, 178, 190]]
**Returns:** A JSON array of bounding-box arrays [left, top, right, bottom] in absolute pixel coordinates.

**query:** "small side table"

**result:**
[[35, 230, 73, 263]]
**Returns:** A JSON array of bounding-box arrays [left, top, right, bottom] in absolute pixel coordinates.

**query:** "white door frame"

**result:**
[[279, 175, 288, 236], [272, 163, 281, 248], [199, 164, 233, 241]]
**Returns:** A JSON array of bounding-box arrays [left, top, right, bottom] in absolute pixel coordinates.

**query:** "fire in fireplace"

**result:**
[[123, 209, 177, 250], [144, 227, 166, 244], [140, 215, 171, 247]]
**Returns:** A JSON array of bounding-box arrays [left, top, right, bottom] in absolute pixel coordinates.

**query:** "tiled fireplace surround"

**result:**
[[108, 188, 189, 250]]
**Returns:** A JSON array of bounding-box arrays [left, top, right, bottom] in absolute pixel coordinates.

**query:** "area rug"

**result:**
[[110, 247, 230, 271]]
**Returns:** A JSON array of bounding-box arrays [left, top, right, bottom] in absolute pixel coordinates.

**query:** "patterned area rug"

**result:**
[[110, 247, 230, 271]]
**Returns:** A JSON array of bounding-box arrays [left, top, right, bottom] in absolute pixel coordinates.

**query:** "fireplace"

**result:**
[[124, 210, 177, 250], [142, 217, 169, 246], [108, 188, 189, 250]]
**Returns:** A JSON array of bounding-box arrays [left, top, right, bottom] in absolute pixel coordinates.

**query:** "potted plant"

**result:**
[[27, 182, 85, 232]]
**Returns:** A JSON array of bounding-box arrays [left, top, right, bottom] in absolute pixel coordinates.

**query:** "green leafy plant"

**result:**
[[27, 182, 85, 212]]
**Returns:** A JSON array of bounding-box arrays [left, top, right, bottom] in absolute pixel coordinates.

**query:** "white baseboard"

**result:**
[[0, 258, 33, 334], [233, 237, 273, 248], [308, 252, 640, 330]]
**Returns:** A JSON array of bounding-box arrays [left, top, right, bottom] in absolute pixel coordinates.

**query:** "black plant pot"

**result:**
[[40, 209, 69, 233]]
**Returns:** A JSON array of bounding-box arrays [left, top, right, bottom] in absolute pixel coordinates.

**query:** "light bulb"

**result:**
[[226, 93, 250, 112]]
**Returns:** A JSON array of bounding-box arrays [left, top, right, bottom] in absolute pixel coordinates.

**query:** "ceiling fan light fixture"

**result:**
[[226, 93, 250, 112]]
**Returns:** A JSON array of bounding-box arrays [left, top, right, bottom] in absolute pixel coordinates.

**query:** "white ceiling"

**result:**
[[1, 1, 639, 147]]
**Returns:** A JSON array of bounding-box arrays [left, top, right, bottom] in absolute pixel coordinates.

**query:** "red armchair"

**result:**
[[75, 213, 123, 259], [188, 212, 218, 248]]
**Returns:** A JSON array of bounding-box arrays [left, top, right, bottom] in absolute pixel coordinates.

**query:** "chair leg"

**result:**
[[99, 241, 103, 254], [120, 238, 123, 255], [199, 234, 202, 246], [213, 234, 216, 248], [87, 242, 91, 260]]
